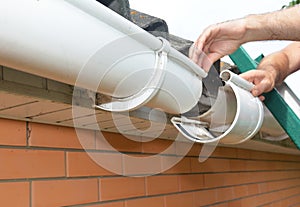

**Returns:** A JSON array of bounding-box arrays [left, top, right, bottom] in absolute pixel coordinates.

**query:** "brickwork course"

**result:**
[[0, 118, 300, 206]]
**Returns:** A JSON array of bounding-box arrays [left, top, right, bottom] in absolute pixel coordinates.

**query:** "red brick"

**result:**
[[125, 197, 165, 207], [254, 193, 277, 206], [233, 185, 248, 198], [165, 192, 194, 207], [186, 143, 202, 157], [142, 138, 176, 155], [229, 159, 247, 171], [100, 177, 145, 201], [228, 200, 242, 207], [204, 172, 262, 188], [236, 149, 252, 159], [194, 190, 217, 206], [179, 174, 204, 191], [211, 147, 237, 158], [95, 131, 114, 151], [84, 202, 124, 207], [0, 118, 26, 146], [282, 161, 300, 170], [32, 179, 98, 207], [255, 171, 300, 183], [216, 187, 234, 202], [204, 174, 227, 188], [240, 197, 258, 207], [96, 132, 142, 153], [283, 194, 300, 206], [0, 182, 30, 207], [29, 123, 95, 149], [258, 183, 269, 193], [0, 148, 64, 179], [267, 180, 284, 192], [283, 154, 300, 161], [67, 152, 122, 177], [146, 175, 179, 195], [238, 149, 300, 162], [191, 158, 230, 173], [247, 184, 260, 196], [123, 153, 162, 176], [163, 157, 191, 174], [246, 160, 275, 171], [212, 203, 229, 207], [270, 201, 285, 207], [175, 141, 200, 157], [254, 151, 280, 161]]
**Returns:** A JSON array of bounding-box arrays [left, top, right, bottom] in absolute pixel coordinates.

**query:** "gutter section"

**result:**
[[171, 70, 264, 144], [0, 0, 289, 146], [0, 0, 206, 114]]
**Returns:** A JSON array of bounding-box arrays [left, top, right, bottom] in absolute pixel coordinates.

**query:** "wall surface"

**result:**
[[0, 118, 300, 207]]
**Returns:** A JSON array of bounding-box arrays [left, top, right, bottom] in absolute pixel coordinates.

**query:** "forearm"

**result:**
[[281, 41, 300, 78], [258, 42, 300, 85], [242, 5, 300, 43]]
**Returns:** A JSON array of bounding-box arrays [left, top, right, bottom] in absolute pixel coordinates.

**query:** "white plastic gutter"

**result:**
[[0, 0, 206, 114], [172, 70, 265, 144], [0, 0, 286, 144]]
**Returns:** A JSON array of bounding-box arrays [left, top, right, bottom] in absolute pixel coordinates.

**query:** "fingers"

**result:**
[[239, 69, 261, 82], [240, 70, 274, 98], [189, 41, 205, 65], [190, 24, 235, 71], [259, 95, 265, 102], [192, 26, 213, 58], [240, 70, 263, 96], [189, 26, 217, 71], [251, 86, 265, 97], [189, 42, 221, 72]]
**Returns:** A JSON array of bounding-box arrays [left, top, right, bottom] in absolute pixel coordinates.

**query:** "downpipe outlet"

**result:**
[[172, 70, 264, 145]]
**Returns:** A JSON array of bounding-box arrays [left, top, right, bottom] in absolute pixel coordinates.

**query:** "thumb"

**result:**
[[251, 85, 263, 97], [239, 70, 266, 97], [239, 70, 259, 82]]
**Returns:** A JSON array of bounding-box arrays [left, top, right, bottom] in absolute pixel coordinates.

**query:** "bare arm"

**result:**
[[190, 5, 300, 71], [244, 6, 300, 42], [240, 42, 300, 99]]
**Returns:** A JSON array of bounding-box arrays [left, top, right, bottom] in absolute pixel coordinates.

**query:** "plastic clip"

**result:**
[[94, 37, 171, 112]]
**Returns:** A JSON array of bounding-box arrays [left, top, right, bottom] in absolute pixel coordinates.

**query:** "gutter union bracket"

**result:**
[[94, 37, 170, 112]]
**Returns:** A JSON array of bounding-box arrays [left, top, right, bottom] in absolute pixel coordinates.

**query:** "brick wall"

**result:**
[[0, 118, 300, 207]]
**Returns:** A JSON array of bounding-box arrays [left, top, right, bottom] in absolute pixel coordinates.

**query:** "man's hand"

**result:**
[[240, 69, 277, 101], [189, 19, 247, 71], [239, 48, 292, 101]]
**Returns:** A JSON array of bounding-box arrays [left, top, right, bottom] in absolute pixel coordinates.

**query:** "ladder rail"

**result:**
[[229, 46, 300, 149]]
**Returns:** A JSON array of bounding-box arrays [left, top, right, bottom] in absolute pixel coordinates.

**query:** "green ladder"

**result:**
[[229, 46, 300, 149]]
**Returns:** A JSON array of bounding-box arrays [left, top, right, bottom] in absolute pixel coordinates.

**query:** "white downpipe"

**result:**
[[172, 70, 264, 144], [0, 0, 206, 114]]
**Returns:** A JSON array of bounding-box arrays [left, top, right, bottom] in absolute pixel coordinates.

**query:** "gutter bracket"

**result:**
[[94, 37, 170, 112], [171, 116, 216, 143]]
